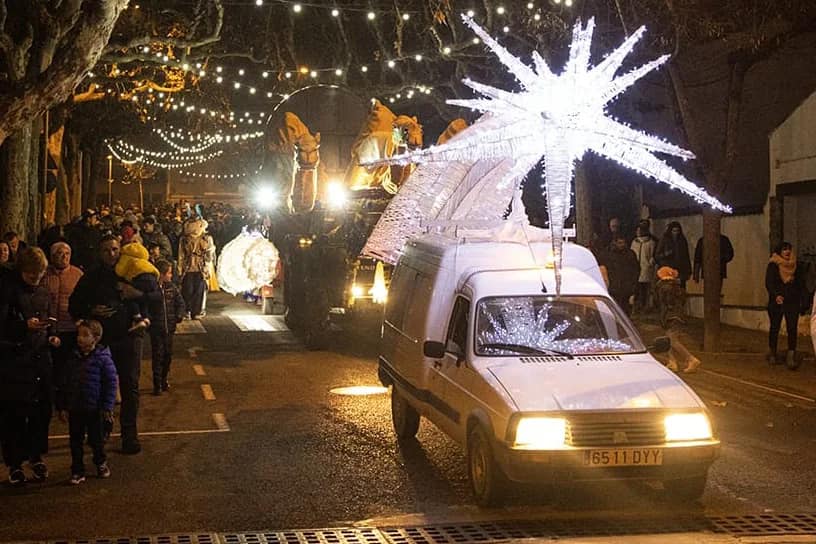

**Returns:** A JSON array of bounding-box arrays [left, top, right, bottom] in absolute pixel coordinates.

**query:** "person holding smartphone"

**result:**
[[0, 247, 61, 486]]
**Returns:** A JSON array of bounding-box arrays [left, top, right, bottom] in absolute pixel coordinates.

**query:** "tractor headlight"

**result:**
[[513, 417, 566, 449], [664, 413, 712, 442]]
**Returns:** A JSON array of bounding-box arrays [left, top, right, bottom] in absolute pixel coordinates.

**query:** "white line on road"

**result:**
[[201, 383, 216, 400], [193, 364, 206, 376], [212, 413, 230, 431], [49, 428, 229, 440], [701, 368, 816, 403]]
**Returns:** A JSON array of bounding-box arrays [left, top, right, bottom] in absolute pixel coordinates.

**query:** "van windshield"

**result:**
[[475, 296, 645, 356]]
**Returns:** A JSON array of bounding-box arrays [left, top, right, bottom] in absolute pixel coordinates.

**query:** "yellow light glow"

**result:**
[[330, 386, 388, 396], [326, 181, 348, 209], [351, 284, 364, 298], [370, 261, 388, 304], [513, 417, 566, 449], [664, 413, 712, 441], [299, 66, 309, 74]]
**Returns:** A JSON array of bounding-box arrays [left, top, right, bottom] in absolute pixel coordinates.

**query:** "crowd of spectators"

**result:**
[[0, 200, 249, 487]]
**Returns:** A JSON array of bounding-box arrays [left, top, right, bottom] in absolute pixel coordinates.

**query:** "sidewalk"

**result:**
[[634, 312, 816, 400]]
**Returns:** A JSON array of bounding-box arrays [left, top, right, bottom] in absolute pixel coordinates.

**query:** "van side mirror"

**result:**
[[648, 336, 671, 353], [423, 341, 446, 359]]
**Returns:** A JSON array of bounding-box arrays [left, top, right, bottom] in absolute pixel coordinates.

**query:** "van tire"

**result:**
[[467, 425, 506, 507], [663, 475, 707, 501], [391, 387, 420, 440]]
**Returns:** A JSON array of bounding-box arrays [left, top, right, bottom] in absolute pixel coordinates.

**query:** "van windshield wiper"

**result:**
[[480, 342, 574, 359]]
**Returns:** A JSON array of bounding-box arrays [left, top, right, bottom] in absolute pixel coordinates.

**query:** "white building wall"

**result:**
[[647, 89, 816, 333]]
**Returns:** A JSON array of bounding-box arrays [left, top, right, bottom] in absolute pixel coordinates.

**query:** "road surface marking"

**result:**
[[201, 384, 216, 400], [227, 314, 289, 332], [193, 364, 206, 376], [701, 368, 816, 403], [212, 413, 230, 431], [49, 428, 229, 440], [177, 320, 207, 334]]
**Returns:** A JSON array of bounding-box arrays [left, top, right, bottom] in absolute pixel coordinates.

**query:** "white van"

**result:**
[[378, 233, 719, 506]]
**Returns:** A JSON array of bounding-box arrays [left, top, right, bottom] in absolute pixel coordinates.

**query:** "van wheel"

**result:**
[[663, 475, 707, 501], [391, 387, 420, 440], [467, 425, 506, 507]]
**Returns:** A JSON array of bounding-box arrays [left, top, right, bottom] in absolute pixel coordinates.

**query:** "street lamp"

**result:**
[[106, 154, 113, 207]]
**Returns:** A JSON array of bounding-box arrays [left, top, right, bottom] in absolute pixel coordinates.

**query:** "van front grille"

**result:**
[[566, 419, 665, 447]]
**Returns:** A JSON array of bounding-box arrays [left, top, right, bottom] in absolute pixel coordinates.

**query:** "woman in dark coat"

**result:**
[[0, 247, 60, 486], [765, 241, 802, 369], [655, 222, 692, 288]]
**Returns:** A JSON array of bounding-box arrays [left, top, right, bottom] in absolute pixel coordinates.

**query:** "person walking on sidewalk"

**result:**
[[765, 241, 803, 369], [148, 260, 186, 395], [655, 266, 701, 373]]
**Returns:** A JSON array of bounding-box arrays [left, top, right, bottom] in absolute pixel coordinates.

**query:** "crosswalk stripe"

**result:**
[[212, 413, 230, 431], [201, 384, 216, 400]]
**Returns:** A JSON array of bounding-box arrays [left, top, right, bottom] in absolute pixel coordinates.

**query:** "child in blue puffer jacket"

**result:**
[[56, 319, 118, 485]]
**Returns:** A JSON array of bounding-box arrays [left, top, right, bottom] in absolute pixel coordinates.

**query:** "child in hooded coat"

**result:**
[[115, 242, 161, 333]]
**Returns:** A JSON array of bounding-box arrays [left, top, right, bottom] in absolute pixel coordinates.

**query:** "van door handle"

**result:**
[[432, 360, 442, 369]]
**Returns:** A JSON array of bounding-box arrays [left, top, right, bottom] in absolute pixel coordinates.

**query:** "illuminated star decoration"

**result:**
[[363, 15, 731, 293]]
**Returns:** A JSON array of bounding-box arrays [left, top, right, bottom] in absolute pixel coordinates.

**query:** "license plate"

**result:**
[[583, 448, 663, 467]]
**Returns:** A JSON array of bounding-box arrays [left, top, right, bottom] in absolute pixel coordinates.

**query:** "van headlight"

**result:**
[[513, 417, 566, 449], [664, 413, 712, 442]]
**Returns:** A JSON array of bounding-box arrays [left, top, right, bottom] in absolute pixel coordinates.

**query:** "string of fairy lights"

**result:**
[[103, 0, 573, 179]]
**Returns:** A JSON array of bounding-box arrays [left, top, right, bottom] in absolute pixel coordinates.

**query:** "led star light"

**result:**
[[362, 16, 731, 293]]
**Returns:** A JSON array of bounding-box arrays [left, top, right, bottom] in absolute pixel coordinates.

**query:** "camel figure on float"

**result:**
[[343, 99, 423, 194], [265, 112, 323, 213]]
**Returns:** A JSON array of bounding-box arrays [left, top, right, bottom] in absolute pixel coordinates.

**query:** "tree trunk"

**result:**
[[574, 160, 592, 247], [65, 132, 82, 218], [27, 117, 43, 240], [55, 130, 70, 226], [702, 209, 723, 352], [0, 1, 130, 147], [0, 124, 33, 240]]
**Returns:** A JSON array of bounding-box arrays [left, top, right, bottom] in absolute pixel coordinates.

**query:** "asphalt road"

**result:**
[[2, 293, 816, 542]]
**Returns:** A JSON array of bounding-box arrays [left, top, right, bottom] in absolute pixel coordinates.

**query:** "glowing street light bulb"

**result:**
[[335, 68, 343, 76], [216, 76, 223, 83], [503, 26, 509, 32], [238, 68, 245, 76], [262, 71, 269, 78], [367, 11, 376, 20], [255, 0, 263, 5], [415, 54, 423, 61], [285, 71, 292, 78], [310, 70, 317, 78], [402, 13, 410, 20], [527, 2, 534, 8], [331, 8, 339, 16], [496, 6, 505, 14], [466, 9, 475, 17], [361, 65, 368, 72], [249, 87, 256, 94], [387, 60, 396, 68], [299, 66, 308, 74], [443, 46, 452, 54], [293, 3, 302, 13], [234, 82, 241, 89]]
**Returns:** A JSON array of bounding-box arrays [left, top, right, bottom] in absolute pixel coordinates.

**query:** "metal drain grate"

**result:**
[[35, 514, 816, 544], [50, 535, 218, 544], [221, 529, 387, 544], [709, 513, 816, 536], [381, 518, 714, 543]]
